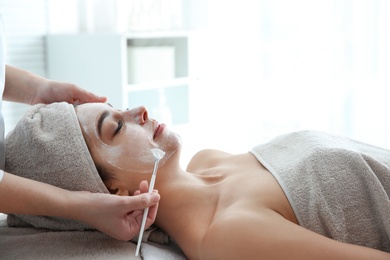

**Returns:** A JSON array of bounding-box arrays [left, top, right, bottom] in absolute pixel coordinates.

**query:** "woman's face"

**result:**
[[75, 103, 181, 178]]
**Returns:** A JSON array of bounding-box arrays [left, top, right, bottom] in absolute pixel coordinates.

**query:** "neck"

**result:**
[[154, 164, 223, 245]]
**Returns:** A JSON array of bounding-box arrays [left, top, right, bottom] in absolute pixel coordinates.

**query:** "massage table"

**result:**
[[0, 214, 186, 259]]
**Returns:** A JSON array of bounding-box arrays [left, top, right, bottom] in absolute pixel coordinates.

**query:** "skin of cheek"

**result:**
[[106, 126, 182, 175], [104, 128, 181, 183], [97, 128, 182, 194], [100, 130, 157, 174], [102, 145, 155, 174]]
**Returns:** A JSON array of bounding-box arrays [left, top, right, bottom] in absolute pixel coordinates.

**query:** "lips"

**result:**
[[153, 123, 165, 139]]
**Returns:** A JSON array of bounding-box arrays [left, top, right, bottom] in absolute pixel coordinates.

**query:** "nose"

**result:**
[[126, 106, 148, 124]]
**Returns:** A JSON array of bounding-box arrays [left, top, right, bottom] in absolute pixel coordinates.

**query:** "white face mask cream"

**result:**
[[102, 141, 155, 173]]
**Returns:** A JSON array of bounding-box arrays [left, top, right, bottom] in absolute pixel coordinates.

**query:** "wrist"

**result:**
[[62, 191, 98, 225], [3, 65, 41, 104]]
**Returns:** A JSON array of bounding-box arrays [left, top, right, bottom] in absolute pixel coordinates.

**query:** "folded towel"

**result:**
[[5, 102, 109, 230], [132, 226, 170, 244], [0, 213, 187, 259]]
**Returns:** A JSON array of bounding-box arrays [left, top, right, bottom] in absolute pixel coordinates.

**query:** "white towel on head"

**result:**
[[5, 102, 109, 230]]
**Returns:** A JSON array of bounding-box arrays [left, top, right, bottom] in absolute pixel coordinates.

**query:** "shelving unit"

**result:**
[[46, 32, 189, 125]]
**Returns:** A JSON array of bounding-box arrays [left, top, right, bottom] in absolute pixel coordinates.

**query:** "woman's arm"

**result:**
[[3, 65, 106, 105], [0, 172, 74, 216], [200, 210, 390, 260], [0, 172, 160, 241]]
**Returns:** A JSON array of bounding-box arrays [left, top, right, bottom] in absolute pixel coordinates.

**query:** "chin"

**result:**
[[158, 131, 182, 163], [165, 128, 182, 147]]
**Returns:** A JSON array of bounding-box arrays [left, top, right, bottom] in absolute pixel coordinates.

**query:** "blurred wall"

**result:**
[[2, 0, 390, 166]]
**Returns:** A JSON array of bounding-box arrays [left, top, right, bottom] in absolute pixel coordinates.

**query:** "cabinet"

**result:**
[[46, 32, 189, 125]]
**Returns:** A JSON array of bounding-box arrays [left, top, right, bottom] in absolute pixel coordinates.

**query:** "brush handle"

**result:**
[[148, 161, 159, 191], [135, 160, 160, 256], [135, 207, 149, 256]]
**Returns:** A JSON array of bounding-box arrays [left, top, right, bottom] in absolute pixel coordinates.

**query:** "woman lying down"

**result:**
[[5, 102, 390, 260]]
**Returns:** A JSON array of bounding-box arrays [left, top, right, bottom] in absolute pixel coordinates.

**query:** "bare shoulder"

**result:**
[[186, 149, 232, 172]]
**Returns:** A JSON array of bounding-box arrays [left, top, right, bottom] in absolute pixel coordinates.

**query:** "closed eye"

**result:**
[[114, 120, 123, 135]]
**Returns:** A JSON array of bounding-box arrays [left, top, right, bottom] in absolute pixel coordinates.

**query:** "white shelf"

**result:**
[[124, 30, 189, 39], [124, 77, 189, 92]]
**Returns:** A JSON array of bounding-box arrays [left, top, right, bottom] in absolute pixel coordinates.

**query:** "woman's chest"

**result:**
[[212, 154, 298, 224]]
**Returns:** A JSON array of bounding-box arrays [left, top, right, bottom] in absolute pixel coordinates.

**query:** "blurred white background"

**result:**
[[1, 0, 390, 166]]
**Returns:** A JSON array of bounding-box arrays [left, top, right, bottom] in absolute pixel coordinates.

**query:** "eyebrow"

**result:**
[[97, 110, 109, 136]]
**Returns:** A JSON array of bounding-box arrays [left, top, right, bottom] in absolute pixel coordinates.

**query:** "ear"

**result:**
[[106, 181, 130, 196], [114, 188, 130, 196]]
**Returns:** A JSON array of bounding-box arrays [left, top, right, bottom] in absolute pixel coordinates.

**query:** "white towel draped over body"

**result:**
[[250, 130, 390, 252]]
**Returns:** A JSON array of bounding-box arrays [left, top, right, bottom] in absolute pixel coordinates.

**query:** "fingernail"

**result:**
[[150, 193, 160, 202]]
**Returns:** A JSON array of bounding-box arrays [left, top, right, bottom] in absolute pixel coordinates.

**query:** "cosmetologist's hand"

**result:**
[[3, 65, 107, 105], [75, 180, 160, 241], [31, 80, 107, 105]]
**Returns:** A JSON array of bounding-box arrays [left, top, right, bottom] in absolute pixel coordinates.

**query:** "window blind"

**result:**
[[0, 0, 47, 135]]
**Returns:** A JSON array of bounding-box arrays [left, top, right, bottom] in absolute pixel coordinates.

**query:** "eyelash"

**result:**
[[114, 120, 123, 135]]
